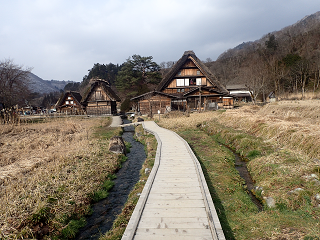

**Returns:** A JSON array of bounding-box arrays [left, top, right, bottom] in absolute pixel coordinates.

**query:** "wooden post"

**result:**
[[198, 86, 201, 113]]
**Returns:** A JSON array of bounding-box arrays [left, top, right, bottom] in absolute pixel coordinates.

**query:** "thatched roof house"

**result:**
[[81, 79, 121, 115], [56, 91, 83, 114], [131, 51, 233, 115]]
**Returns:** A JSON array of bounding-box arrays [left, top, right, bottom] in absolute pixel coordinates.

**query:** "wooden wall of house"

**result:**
[[86, 101, 116, 115], [58, 106, 83, 114], [223, 97, 234, 108], [187, 96, 221, 110], [138, 95, 171, 115]]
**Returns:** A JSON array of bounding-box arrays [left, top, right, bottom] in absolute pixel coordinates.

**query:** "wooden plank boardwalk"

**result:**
[[122, 121, 225, 240]]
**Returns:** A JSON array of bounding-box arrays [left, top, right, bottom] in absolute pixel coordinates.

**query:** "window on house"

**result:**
[[184, 79, 189, 86], [197, 70, 201, 75], [177, 71, 182, 76], [189, 78, 196, 85], [66, 101, 69, 104], [70, 101, 74, 105], [67, 96, 72, 100], [196, 78, 202, 86], [177, 79, 184, 87]]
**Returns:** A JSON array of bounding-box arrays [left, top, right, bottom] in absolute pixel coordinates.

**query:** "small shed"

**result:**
[[81, 79, 121, 115], [56, 91, 83, 114], [226, 84, 252, 102], [131, 91, 177, 115]]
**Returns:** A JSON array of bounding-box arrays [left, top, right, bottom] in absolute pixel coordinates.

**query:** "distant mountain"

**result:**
[[217, 11, 320, 61], [28, 72, 75, 94], [209, 10, 320, 97]]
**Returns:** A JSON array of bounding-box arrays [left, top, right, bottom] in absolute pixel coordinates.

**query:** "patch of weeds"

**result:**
[[60, 217, 86, 239], [276, 201, 288, 211], [119, 155, 128, 164], [107, 173, 117, 180], [31, 206, 52, 224], [304, 236, 320, 240], [102, 180, 115, 191], [252, 188, 264, 202], [246, 150, 261, 160], [90, 179, 115, 203], [125, 141, 132, 153]]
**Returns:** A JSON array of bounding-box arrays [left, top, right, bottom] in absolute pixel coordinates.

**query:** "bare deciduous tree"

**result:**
[[0, 59, 32, 107]]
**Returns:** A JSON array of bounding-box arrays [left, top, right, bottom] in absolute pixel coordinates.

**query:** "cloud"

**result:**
[[0, 0, 319, 81]]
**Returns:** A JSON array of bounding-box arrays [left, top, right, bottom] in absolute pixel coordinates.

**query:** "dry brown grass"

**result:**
[[156, 101, 320, 239], [157, 101, 320, 186], [0, 116, 122, 239], [0, 117, 96, 179], [278, 91, 320, 101]]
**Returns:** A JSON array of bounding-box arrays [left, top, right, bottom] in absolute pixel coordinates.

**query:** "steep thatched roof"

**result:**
[[56, 91, 83, 108], [156, 51, 228, 94], [81, 80, 121, 104]]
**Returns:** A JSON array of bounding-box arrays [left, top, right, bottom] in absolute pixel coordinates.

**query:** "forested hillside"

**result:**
[[207, 11, 320, 101]]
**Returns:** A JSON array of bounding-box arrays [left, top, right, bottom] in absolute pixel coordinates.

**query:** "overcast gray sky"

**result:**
[[0, 0, 319, 82]]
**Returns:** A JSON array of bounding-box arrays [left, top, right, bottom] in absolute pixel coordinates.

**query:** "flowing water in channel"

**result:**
[[76, 119, 146, 240], [232, 149, 263, 211]]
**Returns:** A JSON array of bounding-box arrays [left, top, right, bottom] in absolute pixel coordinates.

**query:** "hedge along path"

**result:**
[[122, 121, 225, 240]]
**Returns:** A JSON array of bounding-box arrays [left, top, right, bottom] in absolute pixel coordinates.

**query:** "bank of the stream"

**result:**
[[98, 123, 157, 240], [157, 109, 320, 239], [76, 120, 146, 239]]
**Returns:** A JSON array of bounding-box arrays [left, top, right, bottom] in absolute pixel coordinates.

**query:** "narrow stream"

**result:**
[[216, 141, 263, 211], [76, 119, 146, 240], [232, 150, 263, 211]]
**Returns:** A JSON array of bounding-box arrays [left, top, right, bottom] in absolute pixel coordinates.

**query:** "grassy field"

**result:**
[[156, 100, 320, 239], [0, 116, 124, 239], [1, 100, 320, 239]]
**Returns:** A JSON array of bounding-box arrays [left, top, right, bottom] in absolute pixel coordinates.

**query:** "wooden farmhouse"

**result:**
[[81, 79, 121, 115], [131, 51, 233, 115], [56, 91, 84, 114]]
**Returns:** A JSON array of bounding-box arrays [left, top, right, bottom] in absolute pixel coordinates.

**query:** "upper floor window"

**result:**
[[65, 101, 69, 104], [177, 79, 184, 86], [177, 71, 182, 76], [196, 78, 202, 85], [177, 78, 198, 87], [197, 70, 201, 75], [67, 96, 72, 100]]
